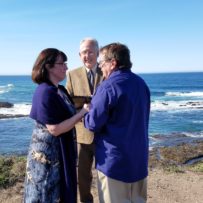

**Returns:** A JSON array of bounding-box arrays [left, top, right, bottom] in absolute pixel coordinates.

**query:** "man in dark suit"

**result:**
[[66, 38, 103, 203]]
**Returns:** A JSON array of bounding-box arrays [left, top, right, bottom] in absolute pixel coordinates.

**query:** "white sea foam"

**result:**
[[7, 84, 14, 87], [183, 131, 203, 138], [0, 103, 31, 116], [151, 100, 203, 111], [192, 120, 203, 124], [0, 84, 14, 94], [166, 91, 203, 97]]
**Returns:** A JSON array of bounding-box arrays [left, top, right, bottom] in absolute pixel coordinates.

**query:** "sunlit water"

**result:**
[[0, 73, 203, 154]]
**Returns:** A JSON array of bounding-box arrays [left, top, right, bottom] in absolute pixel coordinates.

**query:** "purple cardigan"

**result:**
[[30, 81, 77, 203]]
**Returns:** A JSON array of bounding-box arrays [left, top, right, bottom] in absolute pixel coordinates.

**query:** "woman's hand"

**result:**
[[46, 104, 90, 136], [46, 104, 91, 136], [83, 103, 90, 112], [79, 103, 90, 117]]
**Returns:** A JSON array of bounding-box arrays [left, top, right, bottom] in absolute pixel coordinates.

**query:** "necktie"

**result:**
[[88, 70, 94, 94]]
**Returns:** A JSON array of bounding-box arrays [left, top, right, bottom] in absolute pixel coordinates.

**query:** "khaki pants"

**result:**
[[78, 143, 95, 203], [97, 170, 147, 203]]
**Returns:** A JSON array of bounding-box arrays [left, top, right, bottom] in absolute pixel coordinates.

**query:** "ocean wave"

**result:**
[[192, 120, 203, 124], [149, 132, 203, 148], [1, 100, 202, 115], [166, 91, 203, 97], [183, 131, 203, 138], [0, 103, 31, 116], [0, 84, 14, 94], [150, 132, 203, 139], [7, 84, 14, 87], [151, 100, 203, 111]]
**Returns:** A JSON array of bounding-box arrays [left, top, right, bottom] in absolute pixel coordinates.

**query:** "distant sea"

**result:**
[[0, 72, 203, 155]]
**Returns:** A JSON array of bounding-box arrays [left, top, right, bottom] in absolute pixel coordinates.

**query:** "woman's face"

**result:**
[[48, 55, 68, 83]]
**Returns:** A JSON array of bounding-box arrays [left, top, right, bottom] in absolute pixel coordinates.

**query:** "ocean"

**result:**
[[0, 72, 203, 155]]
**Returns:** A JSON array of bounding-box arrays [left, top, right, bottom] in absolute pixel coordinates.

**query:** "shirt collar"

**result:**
[[108, 68, 131, 79], [85, 64, 97, 75]]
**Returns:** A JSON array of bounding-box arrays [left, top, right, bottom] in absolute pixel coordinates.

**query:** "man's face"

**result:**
[[79, 41, 98, 69], [98, 53, 114, 79]]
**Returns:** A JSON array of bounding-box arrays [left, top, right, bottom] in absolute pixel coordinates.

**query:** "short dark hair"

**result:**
[[32, 48, 67, 84], [100, 43, 132, 69]]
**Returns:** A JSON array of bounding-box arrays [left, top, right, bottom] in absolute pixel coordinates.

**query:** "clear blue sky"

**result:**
[[0, 0, 202, 75]]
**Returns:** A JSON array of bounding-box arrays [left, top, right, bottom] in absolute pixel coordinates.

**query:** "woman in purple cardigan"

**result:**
[[24, 48, 88, 203]]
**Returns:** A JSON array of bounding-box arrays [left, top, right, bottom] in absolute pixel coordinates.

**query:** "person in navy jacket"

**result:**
[[84, 43, 150, 203], [24, 48, 87, 203]]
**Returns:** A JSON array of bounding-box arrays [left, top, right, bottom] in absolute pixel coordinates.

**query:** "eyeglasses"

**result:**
[[98, 59, 111, 67], [54, 62, 67, 66], [98, 60, 105, 67], [80, 50, 95, 56]]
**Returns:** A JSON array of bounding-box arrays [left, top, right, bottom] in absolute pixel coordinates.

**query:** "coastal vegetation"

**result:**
[[0, 156, 26, 188], [149, 140, 203, 172], [0, 140, 202, 189]]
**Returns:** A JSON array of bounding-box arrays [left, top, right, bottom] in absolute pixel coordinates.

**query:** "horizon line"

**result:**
[[0, 70, 203, 76]]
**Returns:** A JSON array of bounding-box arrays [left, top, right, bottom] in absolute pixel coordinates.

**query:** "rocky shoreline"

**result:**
[[149, 139, 203, 169], [0, 102, 13, 108], [0, 140, 202, 203], [0, 114, 28, 119], [0, 101, 28, 119]]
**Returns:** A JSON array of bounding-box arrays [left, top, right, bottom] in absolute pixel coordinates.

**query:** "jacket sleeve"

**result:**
[[66, 71, 73, 96], [84, 86, 113, 132]]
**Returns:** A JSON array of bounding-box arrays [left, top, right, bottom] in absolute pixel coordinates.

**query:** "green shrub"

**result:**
[[188, 161, 203, 173], [0, 156, 26, 188]]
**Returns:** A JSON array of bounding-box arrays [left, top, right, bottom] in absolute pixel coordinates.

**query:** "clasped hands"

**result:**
[[79, 103, 91, 119]]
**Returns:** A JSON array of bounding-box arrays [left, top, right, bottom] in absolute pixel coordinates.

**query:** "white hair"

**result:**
[[80, 37, 99, 51]]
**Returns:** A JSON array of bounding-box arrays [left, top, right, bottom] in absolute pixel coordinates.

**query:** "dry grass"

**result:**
[[0, 140, 203, 203]]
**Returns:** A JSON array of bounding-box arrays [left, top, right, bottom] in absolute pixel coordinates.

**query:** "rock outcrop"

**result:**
[[0, 102, 13, 108]]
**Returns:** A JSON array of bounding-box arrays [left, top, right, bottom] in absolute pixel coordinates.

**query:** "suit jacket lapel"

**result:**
[[94, 66, 103, 91], [81, 67, 92, 95]]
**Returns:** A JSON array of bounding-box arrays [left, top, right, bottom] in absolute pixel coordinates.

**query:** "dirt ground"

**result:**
[[0, 168, 202, 203], [147, 169, 203, 203]]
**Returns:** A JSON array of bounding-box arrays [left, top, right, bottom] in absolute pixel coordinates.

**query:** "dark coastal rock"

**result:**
[[149, 140, 203, 169], [185, 101, 203, 108], [0, 102, 13, 108], [0, 114, 28, 119], [153, 133, 187, 139], [186, 101, 200, 106]]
